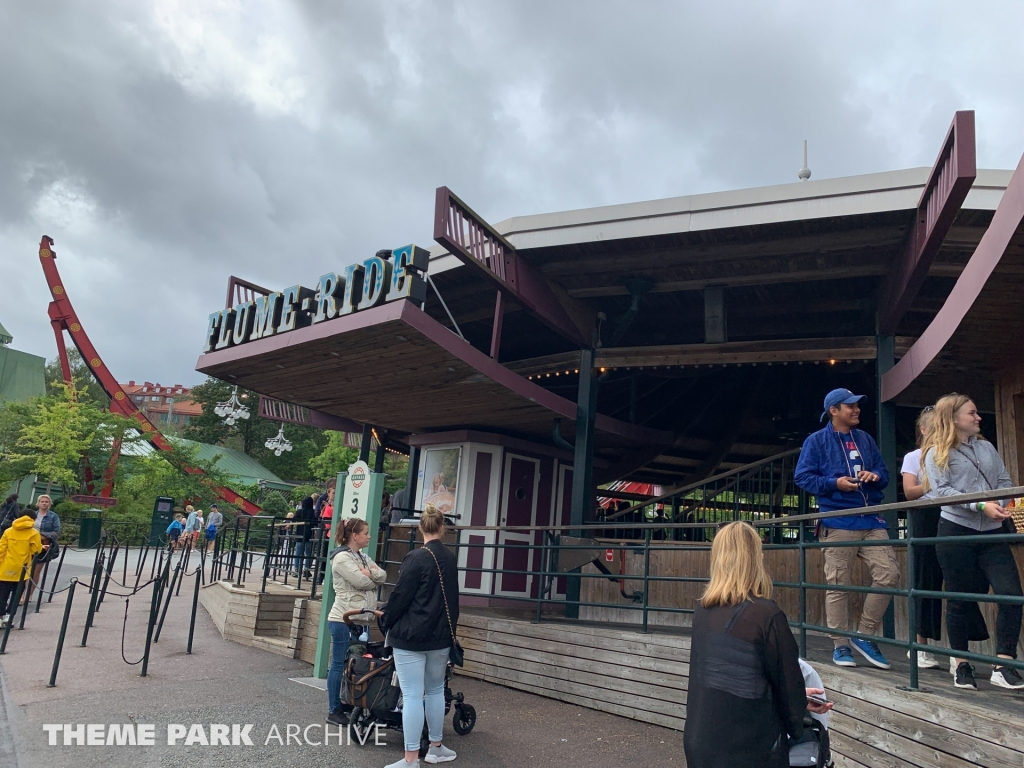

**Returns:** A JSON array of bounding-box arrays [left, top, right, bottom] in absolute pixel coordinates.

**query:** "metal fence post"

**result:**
[[187, 567, 202, 654], [47, 544, 68, 603], [641, 528, 652, 634], [906, 510, 919, 691], [798, 518, 807, 658], [47, 578, 78, 687]]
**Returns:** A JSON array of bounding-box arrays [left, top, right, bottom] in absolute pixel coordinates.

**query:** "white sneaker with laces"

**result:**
[[907, 650, 940, 669], [424, 743, 457, 764], [0, 615, 8, 628]]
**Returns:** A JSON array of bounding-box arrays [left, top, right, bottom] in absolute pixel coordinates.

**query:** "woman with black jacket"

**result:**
[[382, 504, 459, 767], [684, 522, 830, 768]]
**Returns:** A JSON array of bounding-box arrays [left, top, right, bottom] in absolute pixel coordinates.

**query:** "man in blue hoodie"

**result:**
[[794, 388, 899, 670]]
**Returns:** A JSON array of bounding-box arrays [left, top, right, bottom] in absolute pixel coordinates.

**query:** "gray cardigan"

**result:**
[[923, 437, 1012, 531]]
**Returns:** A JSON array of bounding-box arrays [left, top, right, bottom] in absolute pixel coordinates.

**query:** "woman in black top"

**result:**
[[685, 522, 828, 768], [382, 504, 460, 768]]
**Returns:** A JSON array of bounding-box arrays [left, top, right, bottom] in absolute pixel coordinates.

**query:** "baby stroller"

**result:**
[[789, 713, 833, 767], [340, 609, 477, 756]]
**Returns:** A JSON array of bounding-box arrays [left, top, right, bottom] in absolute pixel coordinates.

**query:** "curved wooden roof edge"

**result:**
[[882, 149, 1024, 401]]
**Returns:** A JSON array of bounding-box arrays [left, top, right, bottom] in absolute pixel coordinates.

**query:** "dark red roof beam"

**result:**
[[882, 147, 1024, 400], [877, 111, 976, 335], [433, 187, 594, 348]]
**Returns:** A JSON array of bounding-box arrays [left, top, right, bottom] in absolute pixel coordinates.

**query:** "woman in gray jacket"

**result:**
[[326, 518, 387, 724], [923, 393, 1023, 691]]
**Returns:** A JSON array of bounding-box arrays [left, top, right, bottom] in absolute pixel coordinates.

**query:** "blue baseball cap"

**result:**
[[821, 388, 866, 421]]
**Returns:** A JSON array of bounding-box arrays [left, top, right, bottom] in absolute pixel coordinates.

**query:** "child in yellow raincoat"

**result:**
[[0, 510, 42, 626]]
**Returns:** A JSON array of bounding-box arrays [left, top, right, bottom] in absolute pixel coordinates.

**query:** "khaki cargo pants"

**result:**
[[820, 527, 900, 646]]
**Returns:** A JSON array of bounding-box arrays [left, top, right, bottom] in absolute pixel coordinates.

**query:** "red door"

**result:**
[[497, 455, 538, 596]]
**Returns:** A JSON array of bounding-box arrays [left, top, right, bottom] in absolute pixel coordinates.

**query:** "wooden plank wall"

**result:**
[[579, 542, 1024, 659], [458, 612, 1024, 768], [995, 363, 1024, 483]]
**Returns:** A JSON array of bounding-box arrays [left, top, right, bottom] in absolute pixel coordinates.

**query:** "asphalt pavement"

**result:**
[[0, 546, 685, 768]]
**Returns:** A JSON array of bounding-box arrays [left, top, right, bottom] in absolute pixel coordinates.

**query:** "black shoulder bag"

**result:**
[[425, 544, 464, 667]]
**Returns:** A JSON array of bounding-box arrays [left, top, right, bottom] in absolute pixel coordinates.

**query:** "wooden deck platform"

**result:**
[[458, 608, 1024, 768]]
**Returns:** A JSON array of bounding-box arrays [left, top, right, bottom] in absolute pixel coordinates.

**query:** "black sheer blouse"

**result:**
[[683, 597, 807, 768]]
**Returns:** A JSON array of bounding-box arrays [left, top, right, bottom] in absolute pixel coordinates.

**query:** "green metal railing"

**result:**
[[377, 485, 1024, 692]]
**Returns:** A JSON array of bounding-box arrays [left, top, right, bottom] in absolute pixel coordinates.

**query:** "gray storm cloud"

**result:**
[[1, 0, 1022, 383]]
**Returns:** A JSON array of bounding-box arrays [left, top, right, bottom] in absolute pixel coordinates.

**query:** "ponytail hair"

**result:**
[[419, 503, 445, 536], [338, 517, 368, 547]]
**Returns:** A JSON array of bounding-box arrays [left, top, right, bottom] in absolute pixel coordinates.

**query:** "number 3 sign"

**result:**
[[343, 460, 372, 522]]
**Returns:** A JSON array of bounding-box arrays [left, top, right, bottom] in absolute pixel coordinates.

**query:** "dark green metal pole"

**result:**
[[566, 347, 598, 619]]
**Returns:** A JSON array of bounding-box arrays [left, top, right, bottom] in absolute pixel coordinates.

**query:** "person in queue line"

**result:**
[[684, 521, 832, 768], [0, 509, 42, 626], [390, 486, 408, 525], [21, 495, 60, 606], [292, 495, 317, 578], [381, 504, 460, 767], [326, 517, 387, 726], [320, 483, 336, 541], [166, 513, 185, 550], [182, 505, 199, 549], [206, 503, 223, 552], [900, 406, 945, 670], [794, 388, 899, 670], [0, 494, 21, 535], [922, 393, 1024, 691]]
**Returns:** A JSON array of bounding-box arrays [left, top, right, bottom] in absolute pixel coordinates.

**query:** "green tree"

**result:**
[[0, 398, 36, 488], [13, 382, 96, 494], [44, 348, 108, 408], [109, 440, 242, 523], [261, 490, 291, 517], [308, 432, 359, 481], [184, 378, 328, 480]]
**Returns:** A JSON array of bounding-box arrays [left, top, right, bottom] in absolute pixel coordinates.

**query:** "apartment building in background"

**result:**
[[120, 381, 204, 426]]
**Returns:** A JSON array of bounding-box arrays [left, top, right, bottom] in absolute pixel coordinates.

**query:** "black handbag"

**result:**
[[425, 545, 464, 667]]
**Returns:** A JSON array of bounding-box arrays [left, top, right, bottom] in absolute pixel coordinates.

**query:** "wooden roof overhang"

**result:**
[[194, 298, 673, 451], [884, 152, 1024, 409]]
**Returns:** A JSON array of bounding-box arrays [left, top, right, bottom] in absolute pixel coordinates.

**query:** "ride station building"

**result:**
[[196, 111, 1024, 608]]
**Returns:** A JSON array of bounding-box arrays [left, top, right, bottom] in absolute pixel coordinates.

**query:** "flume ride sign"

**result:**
[[202, 245, 429, 353]]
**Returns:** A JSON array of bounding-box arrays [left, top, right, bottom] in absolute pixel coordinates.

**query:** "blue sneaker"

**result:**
[[851, 637, 891, 669], [833, 645, 856, 667]]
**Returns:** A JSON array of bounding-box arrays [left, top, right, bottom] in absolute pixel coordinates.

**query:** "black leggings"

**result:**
[[0, 580, 20, 616], [935, 518, 1023, 658]]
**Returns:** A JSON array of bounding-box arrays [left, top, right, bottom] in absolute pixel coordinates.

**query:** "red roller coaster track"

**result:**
[[38, 235, 262, 515]]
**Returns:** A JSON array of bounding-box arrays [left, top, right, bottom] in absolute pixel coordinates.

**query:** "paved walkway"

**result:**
[[0, 547, 684, 768]]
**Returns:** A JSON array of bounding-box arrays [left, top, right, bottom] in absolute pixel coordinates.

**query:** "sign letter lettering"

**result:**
[[313, 272, 343, 324], [358, 256, 393, 310], [251, 292, 281, 340], [385, 244, 429, 303]]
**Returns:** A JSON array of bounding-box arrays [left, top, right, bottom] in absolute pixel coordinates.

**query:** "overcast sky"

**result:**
[[2, 1, 1023, 386]]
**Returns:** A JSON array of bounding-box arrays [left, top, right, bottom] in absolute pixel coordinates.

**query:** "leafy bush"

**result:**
[[261, 491, 291, 518]]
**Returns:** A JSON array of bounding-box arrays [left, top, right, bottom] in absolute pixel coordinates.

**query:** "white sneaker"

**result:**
[[907, 650, 940, 669], [424, 744, 457, 764], [0, 615, 8, 628]]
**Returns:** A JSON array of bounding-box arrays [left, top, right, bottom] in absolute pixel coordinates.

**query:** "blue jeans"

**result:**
[[293, 540, 308, 572], [326, 620, 351, 713], [393, 647, 449, 751]]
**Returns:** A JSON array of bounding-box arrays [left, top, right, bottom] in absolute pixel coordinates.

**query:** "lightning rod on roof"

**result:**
[[798, 140, 811, 181]]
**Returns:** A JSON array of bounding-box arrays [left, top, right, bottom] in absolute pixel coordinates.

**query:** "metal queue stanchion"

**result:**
[[96, 543, 119, 611], [47, 543, 68, 603], [187, 567, 202, 654], [80, 554, 105, 646], [47, 578, 78, 687], [0, 564, 29, 654], [153, 559, 182, 643], [34, 553, 52, 613]]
